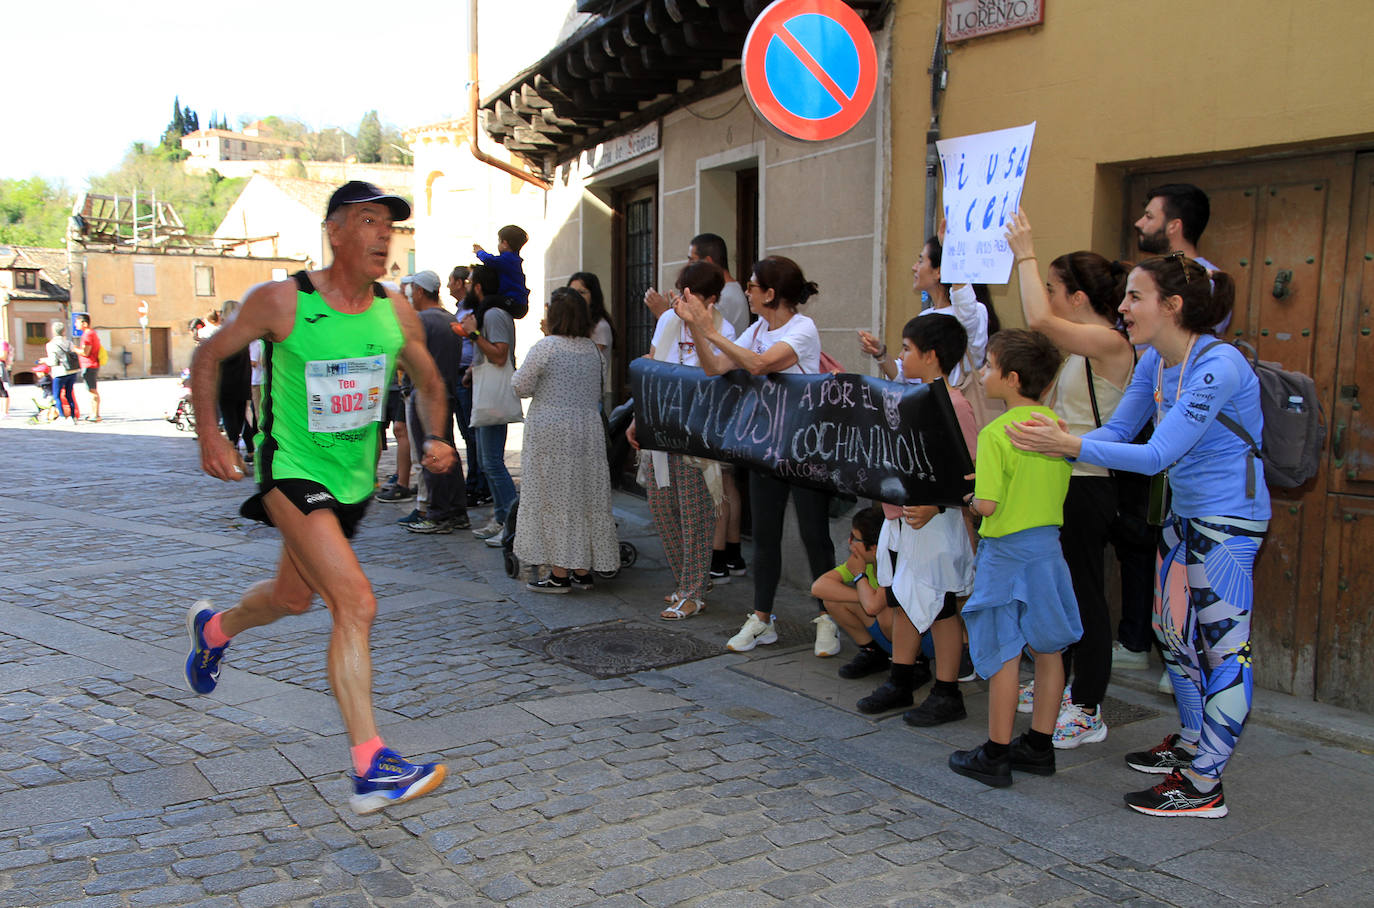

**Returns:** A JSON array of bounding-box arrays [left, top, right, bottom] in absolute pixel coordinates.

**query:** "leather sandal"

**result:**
[[660, 597, 704, 620]]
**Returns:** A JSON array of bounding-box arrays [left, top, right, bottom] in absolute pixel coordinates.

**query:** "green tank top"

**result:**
[[256, 272, 403, 504]]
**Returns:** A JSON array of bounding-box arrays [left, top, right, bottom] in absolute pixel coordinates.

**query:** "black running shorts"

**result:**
[[240, 479, 370, 539]]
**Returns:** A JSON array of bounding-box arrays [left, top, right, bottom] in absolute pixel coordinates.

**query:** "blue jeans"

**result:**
[[455, 384, 487, 497], [53, 373, 78, 419], [475, 423, 516, 525]]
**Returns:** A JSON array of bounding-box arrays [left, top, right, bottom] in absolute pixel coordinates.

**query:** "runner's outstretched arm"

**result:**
[[191, 280, 292, 482]]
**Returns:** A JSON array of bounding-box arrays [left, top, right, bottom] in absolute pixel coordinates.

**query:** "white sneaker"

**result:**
[[1052, 702, 1109, 749], [726, 613, 778, 652], [1017, 680, 1071, 715], [472, 520, 503, 540], [813, 615, 840, 657], [1112, 642, 1150, 671], [1158, 670, 1174, 694]]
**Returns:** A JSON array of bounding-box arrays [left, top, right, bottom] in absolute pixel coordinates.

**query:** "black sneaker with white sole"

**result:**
[[1124, 770, 1227, 818], [527, 574, 572, 594], [1124, 734, 1195, 774]]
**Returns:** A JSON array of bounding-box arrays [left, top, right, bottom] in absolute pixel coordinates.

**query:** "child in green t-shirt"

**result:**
[[951, 330, 1082, 789], [812, 506, 892, 663]]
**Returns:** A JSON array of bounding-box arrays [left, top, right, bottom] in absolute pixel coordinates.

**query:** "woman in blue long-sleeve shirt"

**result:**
[[1008, 253, 1269, 818]]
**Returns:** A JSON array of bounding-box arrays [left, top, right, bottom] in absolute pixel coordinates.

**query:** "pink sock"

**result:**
[[352, 737, 385, 776], [203, 613, 232, 649]]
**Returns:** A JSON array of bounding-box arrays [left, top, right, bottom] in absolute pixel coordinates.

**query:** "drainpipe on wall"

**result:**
[[923, 23, 948, 253], [468, 0, 552, 191]]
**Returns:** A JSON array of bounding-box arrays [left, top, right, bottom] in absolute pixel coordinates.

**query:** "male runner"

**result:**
[[185, 180, 456, 814]]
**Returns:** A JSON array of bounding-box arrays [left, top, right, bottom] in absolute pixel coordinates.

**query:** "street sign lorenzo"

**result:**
[[742, 0, 878, 142]]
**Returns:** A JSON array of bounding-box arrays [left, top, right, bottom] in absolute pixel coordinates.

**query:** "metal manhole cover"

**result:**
[[1100, 694, 1159, 728], [522, 621, 721, 679]]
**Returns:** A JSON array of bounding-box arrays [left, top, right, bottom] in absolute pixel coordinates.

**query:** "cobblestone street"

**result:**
[[1, 379, 1372, 907]]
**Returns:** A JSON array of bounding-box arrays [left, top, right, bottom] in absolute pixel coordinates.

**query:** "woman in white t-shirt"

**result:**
[[627, 262, 737, 619], [569, 272, 614, 409], [677, 255, 835, 655]]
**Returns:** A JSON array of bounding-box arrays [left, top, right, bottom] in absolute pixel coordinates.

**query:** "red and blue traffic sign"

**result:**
[[742, 0, 878, 142]]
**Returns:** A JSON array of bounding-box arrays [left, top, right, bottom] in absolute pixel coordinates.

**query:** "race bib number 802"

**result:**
[[305, 356, 387, 433]]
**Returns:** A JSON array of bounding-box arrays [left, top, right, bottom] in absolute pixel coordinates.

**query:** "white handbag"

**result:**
[[470, 359, 523, 426]]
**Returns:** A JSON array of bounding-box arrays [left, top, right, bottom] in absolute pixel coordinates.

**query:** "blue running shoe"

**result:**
[[350, 748, 447, 815], [184, 600, 229, 695]]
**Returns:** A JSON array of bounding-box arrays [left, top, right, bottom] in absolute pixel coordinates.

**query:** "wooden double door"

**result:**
[[1126, 151, 1374, 712]]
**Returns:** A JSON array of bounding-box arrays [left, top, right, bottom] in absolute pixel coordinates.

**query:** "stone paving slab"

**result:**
[[3, 398, 1374, 906]]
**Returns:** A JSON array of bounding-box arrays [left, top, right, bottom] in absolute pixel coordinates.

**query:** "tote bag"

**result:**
[[470, 359, 523, 426]]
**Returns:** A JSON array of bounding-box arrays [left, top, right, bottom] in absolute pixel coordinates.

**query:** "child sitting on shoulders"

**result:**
[[951, 329, 1081, 788], [473, 224, 530, 312], [852, 314, 979, 723], [812, 505, 893, 667]]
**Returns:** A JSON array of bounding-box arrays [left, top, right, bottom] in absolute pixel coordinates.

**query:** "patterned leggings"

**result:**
[[1155, 514, 1268, 779], [644, 455, 717, 601]]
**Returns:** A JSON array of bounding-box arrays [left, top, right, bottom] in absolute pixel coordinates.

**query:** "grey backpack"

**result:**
[[1201, 340, 1326, 493]]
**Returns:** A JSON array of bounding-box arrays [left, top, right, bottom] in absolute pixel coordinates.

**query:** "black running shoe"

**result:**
[[949, 744, 1011, 788], [902, 688, 967, 727], [856, 680, 913, 714], [570, 572, 595, 591], [724, 556, 747, 576], [1008, 733, 1055, 776], [838, 647, 891, 680], [527, 574, 572, 594], [1124, 770, 1227, 818], [708, 565, 731, 584], [1124, 734, 1194, 774]]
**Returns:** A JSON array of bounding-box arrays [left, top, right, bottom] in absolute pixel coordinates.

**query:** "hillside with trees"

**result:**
[[0, 101, 410, 247]]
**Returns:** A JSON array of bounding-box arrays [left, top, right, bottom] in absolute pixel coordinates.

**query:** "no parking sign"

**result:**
[[742, 0, 878, 142]]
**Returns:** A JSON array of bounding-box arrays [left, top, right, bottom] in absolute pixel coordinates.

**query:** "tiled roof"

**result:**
[[5, 245, 70, 301], [256, 175, 413, 223], [182, 128, 303, 147]]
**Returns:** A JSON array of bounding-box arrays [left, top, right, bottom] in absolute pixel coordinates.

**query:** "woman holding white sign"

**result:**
[[677, 255, 836, 655], [860, 235, 1001, 424]]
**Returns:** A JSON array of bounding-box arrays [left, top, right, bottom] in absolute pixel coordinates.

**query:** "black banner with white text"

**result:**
[[630, 360, 975, 507]]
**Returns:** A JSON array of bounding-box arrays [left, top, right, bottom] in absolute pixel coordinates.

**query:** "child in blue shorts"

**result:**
[[951, 330, 1082, 788]]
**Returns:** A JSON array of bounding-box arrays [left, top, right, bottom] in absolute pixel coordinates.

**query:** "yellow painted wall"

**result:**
[[885, 0, 1374, 348], [82, 251, 301, 376]]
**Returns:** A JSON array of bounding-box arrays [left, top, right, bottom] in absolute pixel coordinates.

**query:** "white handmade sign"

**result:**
[[936, 122, 1037, 283]]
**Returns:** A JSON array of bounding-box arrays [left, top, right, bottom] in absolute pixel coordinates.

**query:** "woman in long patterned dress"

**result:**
[[512, 287, 620, 592]]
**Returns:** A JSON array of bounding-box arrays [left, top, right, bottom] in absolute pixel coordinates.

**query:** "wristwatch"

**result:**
[[424, 434, 453, 447]]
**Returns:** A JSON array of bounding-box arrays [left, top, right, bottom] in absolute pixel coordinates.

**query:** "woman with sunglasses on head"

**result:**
[[1007, 252, 1268, 818], [1004, 211, 1137, 751], [627, 262, 737, 619], [677, 255, 836, 655]]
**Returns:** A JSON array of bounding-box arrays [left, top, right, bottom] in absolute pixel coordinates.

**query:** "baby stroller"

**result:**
[[166, 368, 196, 431], [500, 497, 639, 580]]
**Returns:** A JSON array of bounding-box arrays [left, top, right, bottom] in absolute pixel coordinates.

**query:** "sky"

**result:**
[[4, 0, 578, 188]]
